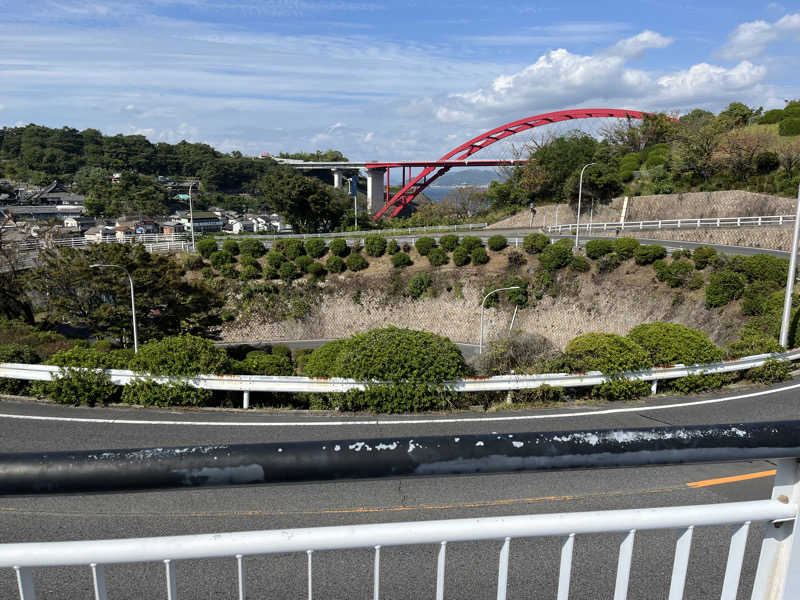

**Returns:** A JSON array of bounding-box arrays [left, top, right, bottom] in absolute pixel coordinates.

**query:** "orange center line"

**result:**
[[686, 469, 776, 488]]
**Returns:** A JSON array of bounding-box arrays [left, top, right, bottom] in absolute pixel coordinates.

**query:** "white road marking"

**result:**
[[1, 381, 799, 428]]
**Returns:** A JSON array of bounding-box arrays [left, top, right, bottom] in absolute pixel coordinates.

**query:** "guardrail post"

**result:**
[[759, 216, 762, 226], [651, 381, 658, 394], [243, 391, 250, 410]]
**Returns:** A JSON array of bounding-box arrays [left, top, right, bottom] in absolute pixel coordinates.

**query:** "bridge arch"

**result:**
[[373, 108, 652, 220]]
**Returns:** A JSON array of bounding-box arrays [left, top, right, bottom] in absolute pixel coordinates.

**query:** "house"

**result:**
[[84, 225, 116, 243], [179, 211, 224, 233], [63, 217, 96, 232], [0, 204, 85, 221], [160, 221, 185, 235], [21, 181, 84, 206]]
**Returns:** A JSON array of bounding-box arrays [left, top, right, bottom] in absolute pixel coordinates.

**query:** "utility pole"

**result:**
[[779, 184, 800, 347], [575, 163, 596, 248]]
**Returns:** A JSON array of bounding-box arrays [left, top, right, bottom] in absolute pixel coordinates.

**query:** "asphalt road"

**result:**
[[1, 379, 798, 599]]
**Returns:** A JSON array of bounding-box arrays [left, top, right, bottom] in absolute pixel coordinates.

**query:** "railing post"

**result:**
[[243, 391, 250, 410], [751, 458, 800, 600]]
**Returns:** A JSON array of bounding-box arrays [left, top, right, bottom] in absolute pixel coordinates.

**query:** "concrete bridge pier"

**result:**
[[366, 167, 386, 216], [332, 169, 343, 189]]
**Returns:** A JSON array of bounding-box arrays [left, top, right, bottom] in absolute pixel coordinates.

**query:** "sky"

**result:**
[[1, 1, 799, 162]]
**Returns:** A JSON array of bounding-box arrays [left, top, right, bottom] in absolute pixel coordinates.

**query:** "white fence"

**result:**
[[547, 215, 797, 235], [10, 233, 187, 253], [235, 222, 488, 241], [2, 347, 798, 408], [2, 457, 798, 599]]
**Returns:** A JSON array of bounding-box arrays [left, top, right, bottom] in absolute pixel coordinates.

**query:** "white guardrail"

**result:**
[[2, 458, 799, 600], [233, 222, 488, 241], [547, 214, 797, 235], [2, 348, 798, 408], [10, 233, 187, 253]]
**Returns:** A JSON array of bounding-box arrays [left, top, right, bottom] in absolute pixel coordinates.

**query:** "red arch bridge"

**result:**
[[275, 108, 653, 219]]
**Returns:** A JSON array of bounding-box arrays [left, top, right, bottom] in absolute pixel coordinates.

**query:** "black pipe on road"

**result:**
[[2, 420, 799, 495]]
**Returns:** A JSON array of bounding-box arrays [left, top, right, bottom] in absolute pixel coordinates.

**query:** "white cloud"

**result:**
[[607, 30, 673, 59], [655, 61, 766, 100], [721, 12, 800, 60]]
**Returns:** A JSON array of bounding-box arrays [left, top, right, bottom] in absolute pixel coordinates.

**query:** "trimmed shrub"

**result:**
[[585, 238, 614, 259], [741, 254, 789, 285], [725, 330, 783, 359], [554, 238, 573, 247], [459, 236, 483, 252], [779, 117, 800, 136], [351, 239, 362, 254], [672, 249, 692, 260], [614, 237, 640, 259], [283, 239, 306, 261], [627, 322, 722, 366], [307, 262, 326, 279], [564, 332, 652, 374], [597, 252, 621, 273], [266, 250, 286, 268], [196, 238, 218, 258], [523, 233, 550, 254], [329, 238, 349, 257], [45, 367, 118, 406], [452, 246, 470, 266], [239, 238, 266, 258], [687, 273, 705, 290], [742, 280, 780, 315], [487, 235, 508, 251], [475, 332, 557, 376], [209, 250, 234, 268], [633, 244, 667, 265], [345, 253, 369, 271], [364, 234, 387, 257], [305, 238, 327, 259], [415, 237, 436, 256], [240, 265, 260, 280], [201, 266, 215, 280], [655, 260, 693, 287], [427, 247, 449, 267], [239, 254, 259, 270], [387, 239, 400, 255], [705, 270, 746, 308], [593, 378, 652, 402], [407, 273, 432, 299], [538, 243, 572, 271], [0, 344, 41, 395], [391, 252, 413, 268], [295, 255, 314, 273], [218, 263, 237, 279], [326, 255, 346, 273], [303, 339, 353, 377], [233, 352, 293, 376], [507, 250, 526, 268], [279, 261, 301, 281], [222, 239, 239, 255], [263, 265, 279, 279], [271, 344, 292, 359], [182, 254, 204, 270], [570, 255, 591, 272], [502, 276, 529, 307], [471, 246, 489, 265], [759, 109, 784, 124], [439, 234, 459, 251], [692, 246, 717, 270], [746, 358, 791, 384]]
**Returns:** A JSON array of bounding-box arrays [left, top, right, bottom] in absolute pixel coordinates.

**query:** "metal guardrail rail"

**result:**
[[0, 422, 799, 599], [2, 348, 798, 408], [546, 214, 797, 234], [229, 222, 488, 241]]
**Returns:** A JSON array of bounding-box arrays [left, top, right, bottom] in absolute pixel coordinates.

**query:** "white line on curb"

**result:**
[[1, 381, 799, 428]]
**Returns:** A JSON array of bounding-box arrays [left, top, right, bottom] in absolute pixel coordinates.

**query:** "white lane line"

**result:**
[[1, 381, 799, 428]]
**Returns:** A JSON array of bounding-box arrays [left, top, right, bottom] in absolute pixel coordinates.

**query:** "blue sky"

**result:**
[[1, 1, 798, 161]]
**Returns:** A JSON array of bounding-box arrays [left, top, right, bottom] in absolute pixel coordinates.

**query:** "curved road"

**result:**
[[1, 379, 798, 598]]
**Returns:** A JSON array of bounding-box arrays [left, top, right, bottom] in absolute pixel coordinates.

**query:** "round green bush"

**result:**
[[779, 117, 800, 136], [439, 234, 459, 251], [271, 344, 292, 359], [196, 238, 218, 258], [263, 265, 279, 279], [613, 238, 640, 259], [784, 102, 800, 118], [687, 273, 705, 290], [209, 249, 235, 268], [633, 245, 667, 265], [705, 270, 746, 308], [502, 276, 529, 307], [303, 339, 352, 377], [471, 246, 489, 265], [692, 246, 717, 270], [452, 246, 470, 266], [627, 322, 722, 366], [308, 327, 469, 412], [597, 252, 621, 273], [570, 255, 591, 272], [240, 265, 260, 280], [415, 237, 436, 256], [201, 266, 215, 280], [747, 358, 791, 384], [239, 238, 266, 258], [222, 239, 240, 255], [266, 250, 286, 268], [741, 254, 789, 285], [427, 247, 449, 267], [364, 234, 387, 257], [759, 109, 784, 124], [407, 273, 432, 299], [279, 261, 301, 281], [305, 238, 327, 259], [283, 239, 306, 261], [234, 351, 294, 376], [346, 253, 369, 271], [45, 367, 118, 406], [387, 239, 400, 255], [218, 263, 237, 279], [564, 333, 652, 374], [523, 233, 550, 254], [239, 254, 259, 269], [326, 255, 346, 273], [391, 252, 413, 268], [726, 330, 783, 359], [487, 235, 508, 251], [655, 259, 693, 287], [307, 262, 326, 278], [742, 280, 780, 315], [538, 243, 572, 271], [329, 238, 349, 257], [584, 238, 614, 259], [459, 236, 483, 252], [0, 344, 41, 395], [295, 255, 314, 273]]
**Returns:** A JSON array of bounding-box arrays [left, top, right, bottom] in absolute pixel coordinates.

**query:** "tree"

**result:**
[[258, 165, 348, 232], [28, 243, 223, 345], [520, 131, 598, 203], [441, 185, 487, 217], [712, 128, 773, 181], [673, 112, 726, 182], [774, 137, 800, 173], [0, 220, 35, 323]]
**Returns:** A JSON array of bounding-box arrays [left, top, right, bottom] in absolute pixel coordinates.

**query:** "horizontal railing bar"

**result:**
[[0, 499, 792, 568], [546, 214, 795, 234]]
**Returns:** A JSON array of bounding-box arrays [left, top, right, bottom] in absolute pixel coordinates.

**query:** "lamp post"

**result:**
[[479, 286, 521, 354], [779, 183, 800, 347], [89, 264, 138, 353], [188, 181, 197, 252], [575, 162, 597, 248]]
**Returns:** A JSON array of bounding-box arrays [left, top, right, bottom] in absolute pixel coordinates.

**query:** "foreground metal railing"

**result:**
[[0, 422, 798, 599], [546, 214, 796, 235]]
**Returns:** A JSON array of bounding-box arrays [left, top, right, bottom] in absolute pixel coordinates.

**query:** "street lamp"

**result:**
[[89, 263, 138, 353], [575, 162, 597, 248], [479, 286, 521, 354], [779, 183, 800, 347]]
